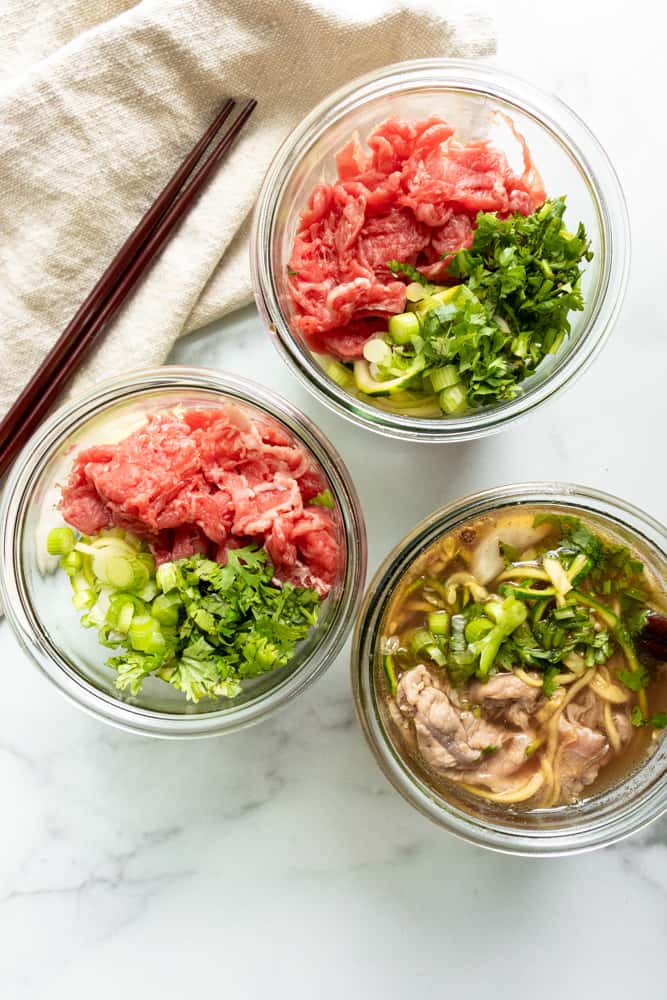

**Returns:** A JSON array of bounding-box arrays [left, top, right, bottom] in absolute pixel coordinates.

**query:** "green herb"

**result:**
[[52, 529, 321, 702], [478, 745, 498, 758], [309, 489, 335, 509], [386, 259, 429, 285], [631, 706, 667, 729], [287, 266, 299, 276], [617, 665, 650, 692]]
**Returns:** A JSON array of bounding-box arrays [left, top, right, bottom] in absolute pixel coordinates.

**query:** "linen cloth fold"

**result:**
[[0, 0, 495, 419]]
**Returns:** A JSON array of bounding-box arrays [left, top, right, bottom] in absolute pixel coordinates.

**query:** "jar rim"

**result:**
[[351, 482, 667, 855], [0, 365, 367, 738], [251, 58, 630, 443]]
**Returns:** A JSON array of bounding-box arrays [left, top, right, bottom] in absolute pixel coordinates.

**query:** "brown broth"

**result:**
[[377, 504, 667, 812]]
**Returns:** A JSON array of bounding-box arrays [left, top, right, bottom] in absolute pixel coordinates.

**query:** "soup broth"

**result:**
[[377, 505, 667, 811]]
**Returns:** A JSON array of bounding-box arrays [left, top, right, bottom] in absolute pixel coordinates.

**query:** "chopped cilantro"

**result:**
[[105, 547, 321, 701]]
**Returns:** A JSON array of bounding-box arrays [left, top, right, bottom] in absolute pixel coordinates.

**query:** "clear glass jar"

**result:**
[[251, 59, 629, 443], [0, 367, 367, 738], [351, 484, 667, 855]]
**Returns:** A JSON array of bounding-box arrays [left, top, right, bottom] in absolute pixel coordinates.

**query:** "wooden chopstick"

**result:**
[[0, 97, 256, 480]]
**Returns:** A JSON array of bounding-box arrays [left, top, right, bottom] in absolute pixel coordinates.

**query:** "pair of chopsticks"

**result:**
[[0, 97, 257, 481]]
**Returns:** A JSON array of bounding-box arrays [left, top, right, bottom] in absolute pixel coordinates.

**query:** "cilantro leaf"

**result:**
[[617, 665, 650, 692]]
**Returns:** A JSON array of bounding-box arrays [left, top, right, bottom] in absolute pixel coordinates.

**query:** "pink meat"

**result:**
[[287, 116, 545, 358], [59, 408, 340, 597]]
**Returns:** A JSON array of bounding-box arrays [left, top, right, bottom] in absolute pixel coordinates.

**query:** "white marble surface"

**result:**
[[2, 3, 667, 996]]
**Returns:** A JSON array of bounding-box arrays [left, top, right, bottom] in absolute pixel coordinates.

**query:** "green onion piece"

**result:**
[[128, 615, 165, 654], [128, 558, 150, 590], [152, 593, 182, 626], [137, 581, 159, 602], [47, 526, 76, 556], [60, 550, 83, 576], [116, 600, 135, 634], [465, 617, 494, 643], [439, 384, 467, 414], [427, 610, 450, 636], [104, 555, 136, 590], [72, 590, 95, 611], [430, 365, 460, 393], [363, 338, 392, 365], [156, 562, 179, 593], [425, 644, 447, 667], [72, 571, 93, 594], [388, 311, 420, 345], [409, 628, 435, 654]]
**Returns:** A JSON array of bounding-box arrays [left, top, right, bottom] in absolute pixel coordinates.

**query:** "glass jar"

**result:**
[[0, 367, 367, 738], [251, 59, 629, 443], [351, 484, 667, 855]]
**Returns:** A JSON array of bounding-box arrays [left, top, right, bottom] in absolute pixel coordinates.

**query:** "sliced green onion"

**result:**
[[152, 593, 182, 626], [388, 311, 420, 345], [465, 617, 494, 643], [362, 338, 392, 365], [427, 610, 450, 636], [430, 366, 460, 393], [72, 590, 95, 610], [47, 526, 76, 556], [128, 615, 165, 654], [60, 550, 83, 576], [439, 384, 467, 414], [156, 562, 179, 593], [425, 644, 447, 667], [116, 600, 135, 633], [409, 628, 435, 654], [104, 555, 136, 589]]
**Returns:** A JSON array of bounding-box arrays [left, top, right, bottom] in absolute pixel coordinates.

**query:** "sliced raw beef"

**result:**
[[60, 407, 340, 596]]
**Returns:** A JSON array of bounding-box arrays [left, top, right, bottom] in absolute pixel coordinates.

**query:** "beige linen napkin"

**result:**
[[0, 0, 495, 420]]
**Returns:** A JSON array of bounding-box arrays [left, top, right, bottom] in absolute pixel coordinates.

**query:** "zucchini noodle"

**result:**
[[514, 668, 544, 689], [603, 700, 621, 753], [539, 753, 556, 805], [591, 669, 628, 704], [444, 571, 488, 604], [461, 769, 544, 804], [496, 565, 551, 583]]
